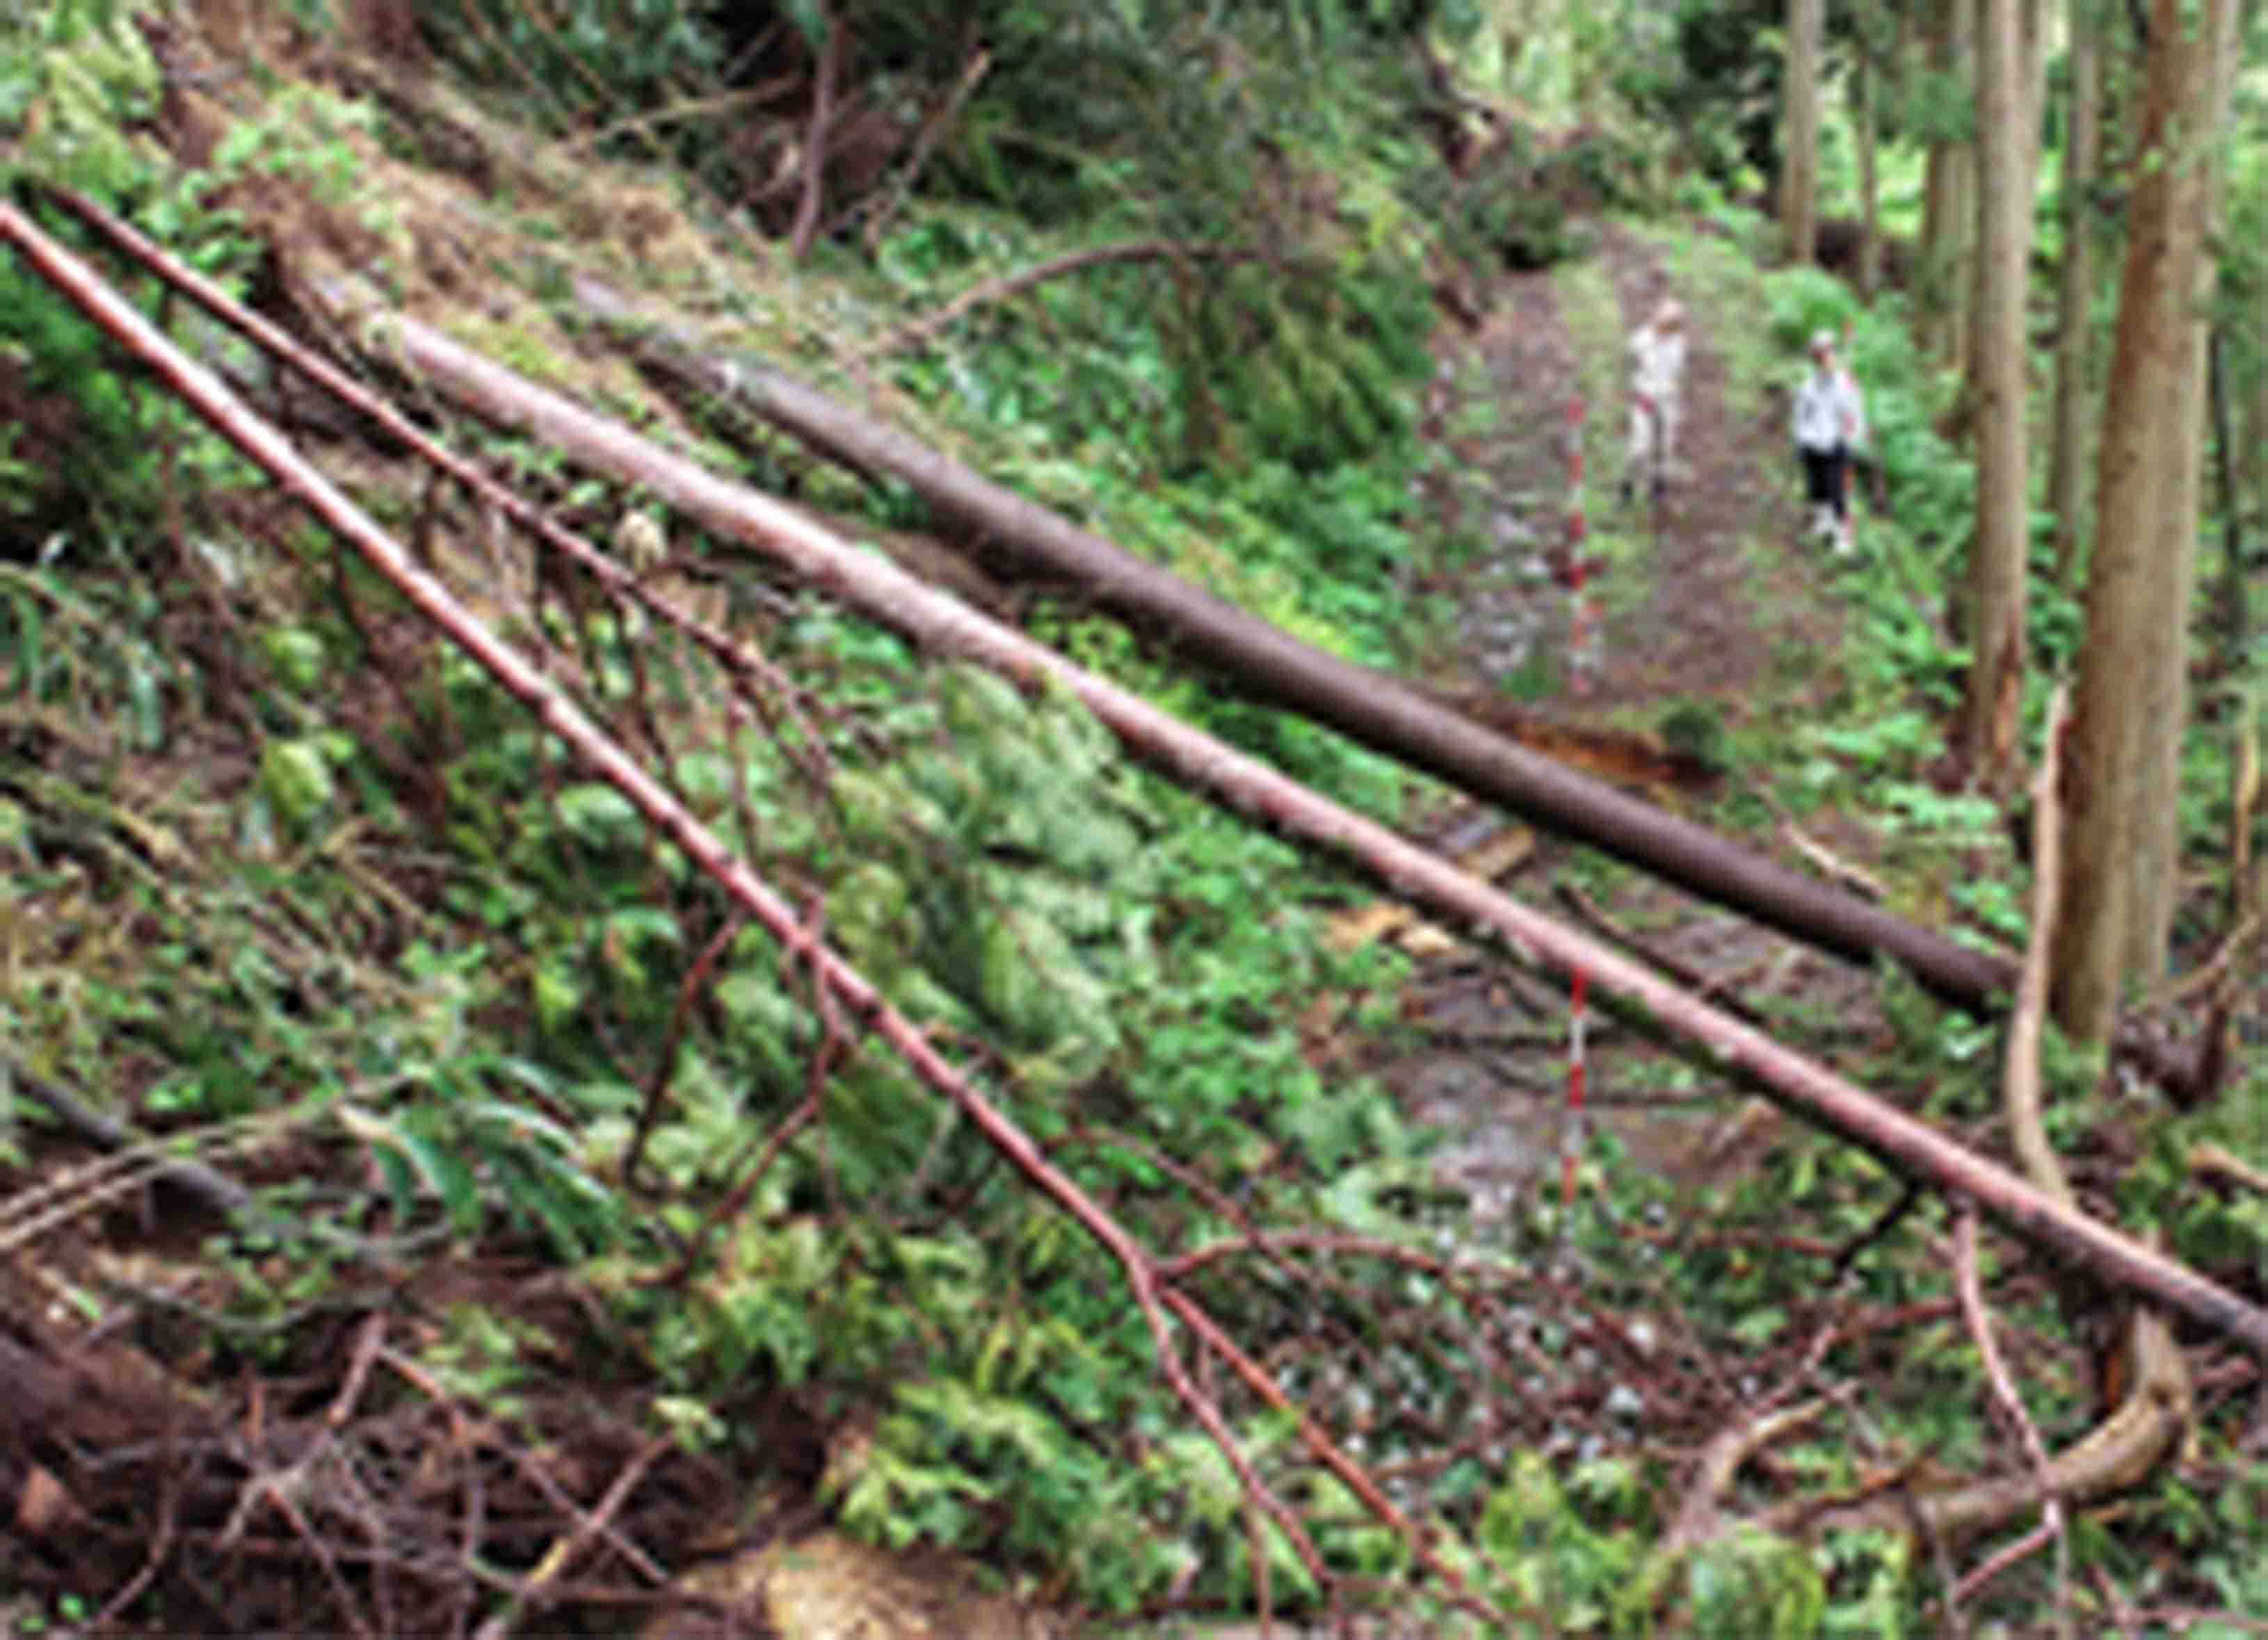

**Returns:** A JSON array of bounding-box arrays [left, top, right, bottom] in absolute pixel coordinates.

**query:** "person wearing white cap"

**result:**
[[1792, 328, 1867, 552], [1622, 298, 1687, 505]]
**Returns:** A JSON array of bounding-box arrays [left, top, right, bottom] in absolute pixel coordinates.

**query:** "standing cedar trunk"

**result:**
[[1920, 0, 1979, 364], [2051, 0, 2239, 1043], [1780, 0, 1823, 267], [1854, 37, 1882, 300], [2048, 0, 2100, 583], [1956, 0, 2033, 784], [2125, 0, 2239, 986]]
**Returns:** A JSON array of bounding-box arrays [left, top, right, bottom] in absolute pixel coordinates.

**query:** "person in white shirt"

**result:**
[[1792, 329, 1867, 552], [1623, 299, 1687, 504]]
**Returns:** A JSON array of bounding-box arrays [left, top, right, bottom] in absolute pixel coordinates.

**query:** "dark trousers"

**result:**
[[1800, 445, 1850, 520]]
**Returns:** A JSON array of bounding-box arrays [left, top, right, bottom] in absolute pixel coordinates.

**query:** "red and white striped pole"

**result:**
[[1562, 965, 1589, 1207]]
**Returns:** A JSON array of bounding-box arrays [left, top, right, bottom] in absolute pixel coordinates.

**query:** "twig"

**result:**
[[622, 909, 750, 1190], [864, 240, 1265, 360], [1, 1052, 255, 1220], [2088, 1562, 2143, 1640], [2150, 904, 2260, 1008], [1746, 780, 1890, 901], [1952, 1203, 2071, 1638], [2192, 1141, 2268, 1198], [1949, 1516, 2054, 1605], [789, 6, 845, 262], [93, 1422, 182, 1630], [557, 76, 801, 156], [1551, 882, 1767, 1022], [1827, 1179, 1922, 1285], [1662, 1397, 1831, 1550], [860, 46, 991, 255], [470, 1435, 673, 1640], [659, 1092, 821, 1291], [326, 1312, 388, 1429]]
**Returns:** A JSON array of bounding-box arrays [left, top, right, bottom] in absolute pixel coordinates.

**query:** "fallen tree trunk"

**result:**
[[190, 265, 2251, 1362], [565, 275, 2021, 1014], [31, 191, 2258, 1360]]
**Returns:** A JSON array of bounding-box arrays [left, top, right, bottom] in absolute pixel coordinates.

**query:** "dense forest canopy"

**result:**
[[1, 0, 2264, 1635]]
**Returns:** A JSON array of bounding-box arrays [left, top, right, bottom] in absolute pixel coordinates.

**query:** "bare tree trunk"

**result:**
[[1781, 0, 1824, 266], [2048, 0, 2100, 582], [1957, 0, 2035, 784], [1856, 40, 1882, 300], [2122, 0, 2239, 987], [1920, 0, 1957, 348], [2051, 0, 2238, 1043], [560, 282, 2027, 1006]]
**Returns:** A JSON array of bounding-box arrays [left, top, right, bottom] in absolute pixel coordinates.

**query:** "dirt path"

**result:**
[[1382, 220, 1876, 1216]]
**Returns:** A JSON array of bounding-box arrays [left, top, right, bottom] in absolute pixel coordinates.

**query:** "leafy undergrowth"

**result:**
[[3, 9, 2265, 1640]]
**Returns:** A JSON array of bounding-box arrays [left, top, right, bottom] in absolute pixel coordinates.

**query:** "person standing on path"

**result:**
[[1622, 298, 1687, 505], [1792, 328, 1867, 553]]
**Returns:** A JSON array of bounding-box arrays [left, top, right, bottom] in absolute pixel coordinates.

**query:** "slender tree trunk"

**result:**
[[1959, 0, 2036, 782], [1856, 42, 1882, 300], [2051, 0, 2238, 1043], [2206, 330, 2247, 666], [1934, 0, 1981, 369], [1919, 0, 1961, 353], [2123, 0, 2239, 985], [2020, 0, 2050, 202], [2048, 0, 2100, 581], [1782, 0, 1824, 266]]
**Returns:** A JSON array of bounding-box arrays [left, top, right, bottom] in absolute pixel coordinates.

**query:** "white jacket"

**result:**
[[1629, 325, 1686, 404], [1793, 364, 1865, 452]]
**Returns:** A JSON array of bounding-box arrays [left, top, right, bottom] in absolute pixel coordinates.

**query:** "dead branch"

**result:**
[[1952, 1516, 2056, 1605], [790, 7, 845, 262], [1662, 1398, 1831, 1552], [1550, 881, 1769, 1024], [1, 1051, 255, 1221], [860, 45, 991, 255], [1952, 1203, 2072, 1638], [2192, 1142, 2268, 1198], [1777, 1305, 2190, 1543], [867, 239, 1266, 358], [0, 200, 1377, 1617], [469, 1434, 670, 1640], [1768, 691, 2191, 1546], [269, 260, 2268, 1365]]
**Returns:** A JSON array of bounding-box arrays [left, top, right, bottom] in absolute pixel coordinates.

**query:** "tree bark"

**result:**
[[1856, 38, 1882, 300], [1956, 0, 2035, 785], [2123, 0, 2238, 988], [1919, 0, 1981, 363], [2048, 0, 2100, 583], [789, 8, 846, 262], [2051, 0, 2238, 1042], [1781, 0, 1824, 267], [565, 276, 2023, 1008]]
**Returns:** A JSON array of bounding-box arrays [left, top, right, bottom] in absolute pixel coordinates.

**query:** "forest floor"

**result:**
[[1372, 218, 1899, 1221]]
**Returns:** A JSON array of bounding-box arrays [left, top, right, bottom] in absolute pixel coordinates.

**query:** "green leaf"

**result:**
[[259, 735, 336, 826]]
